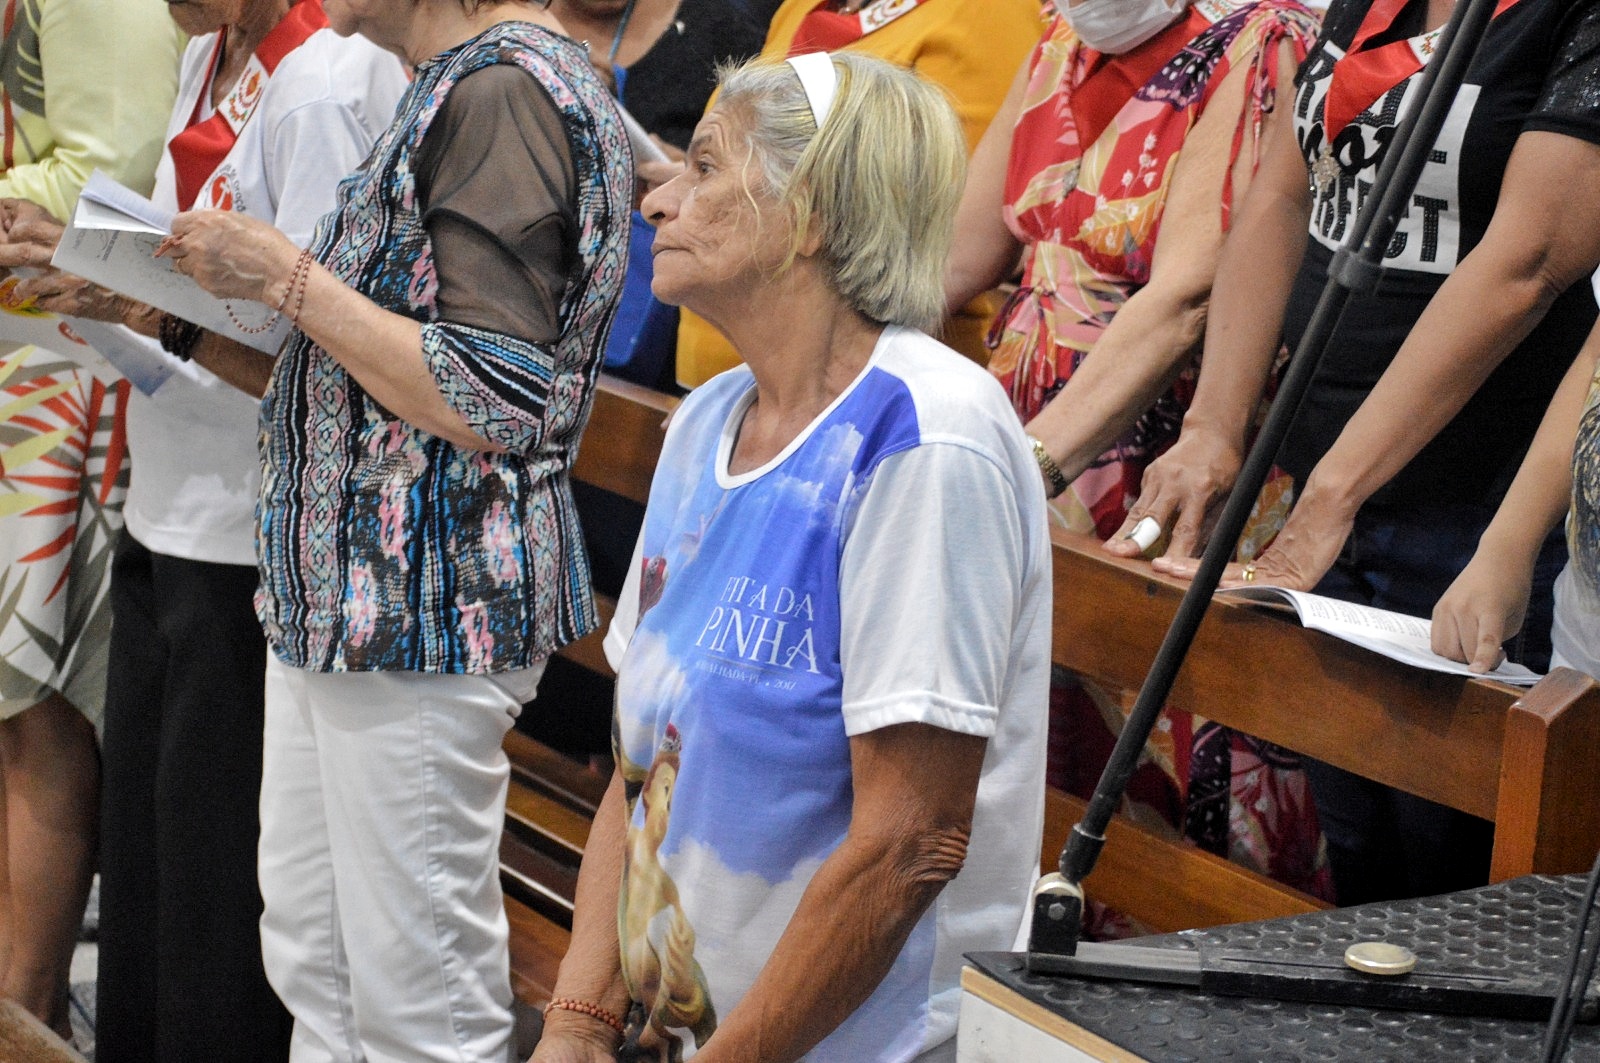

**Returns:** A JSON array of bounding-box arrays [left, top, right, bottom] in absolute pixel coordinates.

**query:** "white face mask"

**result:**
[[1056, 0, 1188, 54]]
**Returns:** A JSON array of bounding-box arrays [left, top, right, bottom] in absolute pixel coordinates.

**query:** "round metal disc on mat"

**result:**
[[1343, 941, 1418, 976]]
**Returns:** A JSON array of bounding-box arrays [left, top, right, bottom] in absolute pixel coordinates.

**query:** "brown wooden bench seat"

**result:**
[[499, 725, 613, 1017], [1048, 528, 1600, 921]]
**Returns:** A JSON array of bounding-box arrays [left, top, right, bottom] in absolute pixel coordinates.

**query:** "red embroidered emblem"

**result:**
[[207, 170, 240, 211], [226, 67, 265, 125]]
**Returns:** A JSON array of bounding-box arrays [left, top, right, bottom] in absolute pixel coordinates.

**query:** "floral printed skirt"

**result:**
[[0, 346, 129, 728]]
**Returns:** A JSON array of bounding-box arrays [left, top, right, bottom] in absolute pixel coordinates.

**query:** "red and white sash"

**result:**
[[788, 0, 934, 55], [1321, 0, 1523, 144], [167, 0, 328, 211]]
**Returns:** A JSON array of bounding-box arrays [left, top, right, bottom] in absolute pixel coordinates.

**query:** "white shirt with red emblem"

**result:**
[[121, 28, 407, 565]]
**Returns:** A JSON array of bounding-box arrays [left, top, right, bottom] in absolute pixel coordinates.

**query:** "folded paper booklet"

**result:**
[[51, 170, 291, 355], [0, 272, 177, 395], [1217, 584, 1541, 687]]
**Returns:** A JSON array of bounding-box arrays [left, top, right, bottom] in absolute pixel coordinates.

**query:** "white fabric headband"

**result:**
[[787, 51, 837, 128]]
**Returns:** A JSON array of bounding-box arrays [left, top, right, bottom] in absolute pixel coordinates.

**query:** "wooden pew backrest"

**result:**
[[1048, 527, 1600, 885], [573, 376, 678, 507]]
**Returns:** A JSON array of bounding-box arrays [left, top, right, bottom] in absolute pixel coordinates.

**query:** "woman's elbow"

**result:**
[[425, 413, 505, 451], [918, 826, 973, 885], [1131, 277, 1212, 347], [944, 263, 993, 319], [429, 414, 509, 452], [1509, 254, 1584, 319], [892, 824, 973, 904], [1476, 214, 1600, 318]]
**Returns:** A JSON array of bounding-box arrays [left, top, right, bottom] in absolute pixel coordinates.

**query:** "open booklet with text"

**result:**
[[1217, 584, 1541, 687], [50, 170, 292, 357]]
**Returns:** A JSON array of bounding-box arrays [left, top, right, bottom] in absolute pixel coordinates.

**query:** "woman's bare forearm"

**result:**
[[692, 724, 985, 1063], [945, 59, 1029, 311], [537, 772, 632, 1056], [1028, 40, 1301, 483]]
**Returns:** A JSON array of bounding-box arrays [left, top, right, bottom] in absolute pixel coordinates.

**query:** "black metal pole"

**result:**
[[1030, 0, 1504, 966]]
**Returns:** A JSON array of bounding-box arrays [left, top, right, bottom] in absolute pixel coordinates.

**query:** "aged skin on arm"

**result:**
[[533, 723, 987, 1063], [674, 722, 986, 1063], [533, 770, 633, 1063]]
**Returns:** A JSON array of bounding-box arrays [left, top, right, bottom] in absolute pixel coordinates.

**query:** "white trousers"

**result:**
[[259, 655, 542, 1063]]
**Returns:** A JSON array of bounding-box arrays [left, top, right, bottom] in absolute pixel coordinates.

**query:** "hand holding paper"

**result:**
[[162, 208, 300, 306], [0, 198, 65, 270], [0, 198, 152, 328], [17, 270, 144, 326], [1430, 546, 1532, 674], [1219, 584, 1541, 686], [52, 171, 293, 353]]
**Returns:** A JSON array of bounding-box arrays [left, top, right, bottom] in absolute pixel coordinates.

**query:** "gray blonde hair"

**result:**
[[714, 52, 966, 334]]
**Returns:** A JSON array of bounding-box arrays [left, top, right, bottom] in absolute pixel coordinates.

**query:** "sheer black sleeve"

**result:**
[[413, 63, 578, 346], [1525, 0, 1600, 145]]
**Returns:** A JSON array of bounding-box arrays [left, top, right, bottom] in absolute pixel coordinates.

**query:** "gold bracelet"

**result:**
[[1027, 434, 1068, 498], [543, 997, 625, 1035]]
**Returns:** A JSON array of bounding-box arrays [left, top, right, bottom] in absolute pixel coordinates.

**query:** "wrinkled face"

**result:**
[[163, 0, 249, 39], [640, 108, 791, 318]]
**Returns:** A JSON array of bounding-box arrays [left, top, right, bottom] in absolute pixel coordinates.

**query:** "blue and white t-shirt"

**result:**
[[603, 326, 1051, 1062]]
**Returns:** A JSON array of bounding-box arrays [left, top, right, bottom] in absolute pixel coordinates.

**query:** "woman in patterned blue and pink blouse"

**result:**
[[161, 0, 632, 1057]]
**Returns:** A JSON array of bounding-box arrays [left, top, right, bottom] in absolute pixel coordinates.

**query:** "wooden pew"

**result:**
[[555, 377, 680, 678], [500, 728, 608, 1007], [572, 376, 679, 507], [1048, 528, 1600, 917]]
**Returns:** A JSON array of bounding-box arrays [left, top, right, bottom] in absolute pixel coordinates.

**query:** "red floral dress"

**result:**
[[991, 0, 1331, 920]]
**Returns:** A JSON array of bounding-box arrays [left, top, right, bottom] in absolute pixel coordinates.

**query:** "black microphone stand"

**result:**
[[1023, 0, 1586, 1020]]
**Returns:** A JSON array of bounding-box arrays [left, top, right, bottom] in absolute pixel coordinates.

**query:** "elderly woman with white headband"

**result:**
[[532, 51, 1050, 1063]]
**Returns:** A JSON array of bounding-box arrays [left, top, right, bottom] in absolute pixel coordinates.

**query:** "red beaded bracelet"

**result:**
[[543, 997, 625, 1035]]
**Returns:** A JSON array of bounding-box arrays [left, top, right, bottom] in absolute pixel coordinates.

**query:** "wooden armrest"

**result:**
[[1493, 667, 1600, 878], [573, 375, 679, 506]]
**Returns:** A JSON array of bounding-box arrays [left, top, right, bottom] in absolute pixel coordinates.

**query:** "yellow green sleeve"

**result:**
[[0, 0, 181, 219]]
